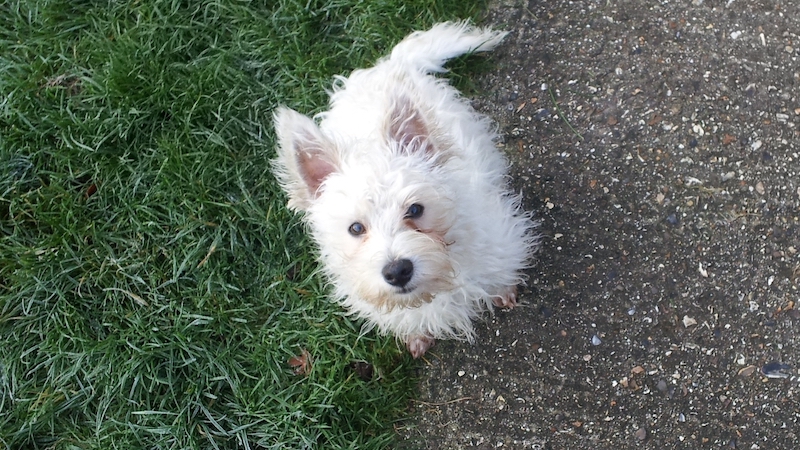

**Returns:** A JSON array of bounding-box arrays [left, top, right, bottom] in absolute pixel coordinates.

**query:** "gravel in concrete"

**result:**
[[400, 1, 800, 448]]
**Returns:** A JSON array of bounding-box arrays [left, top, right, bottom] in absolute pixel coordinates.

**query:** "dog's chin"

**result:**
[[359, 285, 436, 311], [396, 283, 418, 295]]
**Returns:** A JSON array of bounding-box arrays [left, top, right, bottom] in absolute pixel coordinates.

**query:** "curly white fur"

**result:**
[[273, 22, 539, 358]]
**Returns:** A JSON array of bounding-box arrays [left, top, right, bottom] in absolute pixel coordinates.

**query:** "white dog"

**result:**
[[273, 22, 538, 358]]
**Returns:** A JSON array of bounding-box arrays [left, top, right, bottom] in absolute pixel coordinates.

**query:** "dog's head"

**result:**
[[273, 97, 458, 309]]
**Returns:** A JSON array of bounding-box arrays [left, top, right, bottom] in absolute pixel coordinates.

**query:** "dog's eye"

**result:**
[[348, 222, 366, 236], [404, 203, 424, 219]]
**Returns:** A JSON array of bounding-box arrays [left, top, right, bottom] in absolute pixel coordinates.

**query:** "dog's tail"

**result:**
[[389, 21, 508, 74]]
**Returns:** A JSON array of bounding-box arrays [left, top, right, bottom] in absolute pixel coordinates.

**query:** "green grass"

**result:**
[[0, 0, 488, 448]]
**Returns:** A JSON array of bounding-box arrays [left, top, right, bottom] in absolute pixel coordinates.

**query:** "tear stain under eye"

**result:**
[[403, 218, 421, 230], [405, 224, 450, 246]]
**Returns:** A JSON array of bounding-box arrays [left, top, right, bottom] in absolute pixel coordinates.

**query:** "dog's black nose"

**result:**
[[382, 259, 414, 287]]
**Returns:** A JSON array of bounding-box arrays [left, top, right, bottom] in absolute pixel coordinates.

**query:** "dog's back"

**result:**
[[320, 22, 508, 171]]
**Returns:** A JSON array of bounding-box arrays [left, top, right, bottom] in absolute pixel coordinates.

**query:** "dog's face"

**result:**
[[273, 98, 458, 309]]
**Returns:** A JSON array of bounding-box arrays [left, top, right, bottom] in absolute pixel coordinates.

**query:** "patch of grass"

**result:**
[[0, 0, 488, 448]]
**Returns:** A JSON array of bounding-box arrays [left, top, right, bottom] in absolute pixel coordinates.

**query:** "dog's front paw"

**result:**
[[492, 286, 519, 309], [406, 335, 435, 359]]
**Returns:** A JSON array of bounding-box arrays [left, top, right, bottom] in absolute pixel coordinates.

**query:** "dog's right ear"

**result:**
[[272, 107, 338, 211]]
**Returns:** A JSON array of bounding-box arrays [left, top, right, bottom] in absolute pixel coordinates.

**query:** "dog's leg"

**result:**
[[406, 335, 436, 359], [491, 285, 518, 309]]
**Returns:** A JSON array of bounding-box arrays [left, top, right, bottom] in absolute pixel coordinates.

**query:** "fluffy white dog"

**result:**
[[273, 22, 538, 358]]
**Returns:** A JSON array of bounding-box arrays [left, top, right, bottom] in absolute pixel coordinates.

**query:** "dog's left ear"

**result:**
[[387, 97, 433, 156]]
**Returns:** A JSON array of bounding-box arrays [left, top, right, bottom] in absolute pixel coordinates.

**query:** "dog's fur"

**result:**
[[273, 22, 538, 358]]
